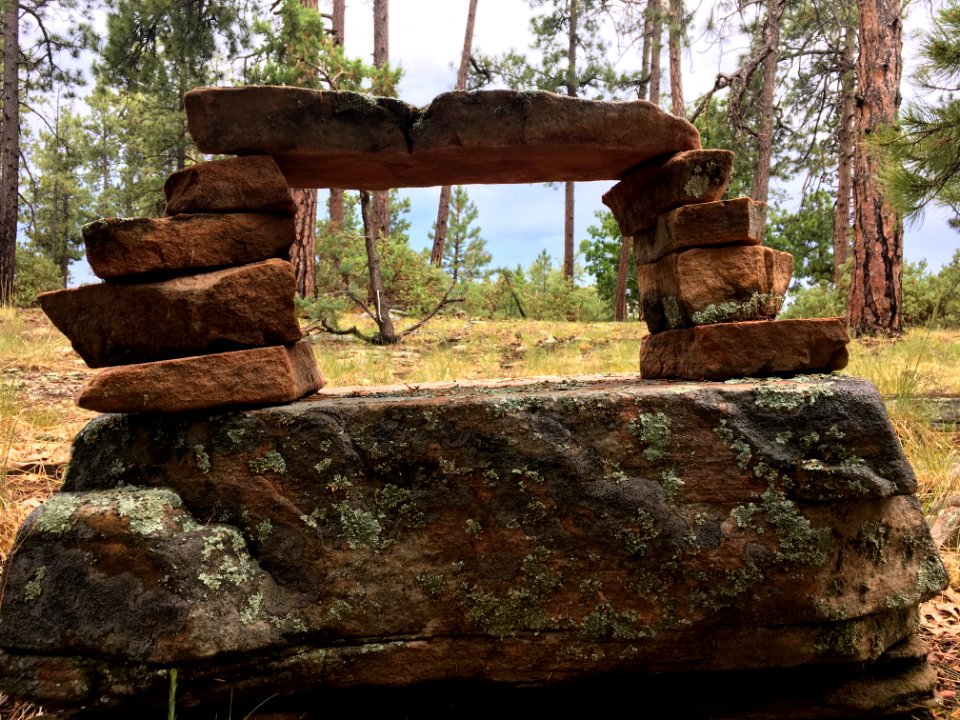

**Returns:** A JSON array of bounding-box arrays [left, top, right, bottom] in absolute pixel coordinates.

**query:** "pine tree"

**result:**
[[436, 186, 491, 285]]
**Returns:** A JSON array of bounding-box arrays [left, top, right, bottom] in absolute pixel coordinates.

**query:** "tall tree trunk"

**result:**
[[638, 1, 653, 98], [648, 0, 662, 105], [360, 190, 396, 342], [0, 0, 20, 305], [562, 0, 579, 282], [328, 0, 345, 231], [371, 0, 389, 254], [749, 0, 784, 205], [431, 0, 478, 267], [290, 188, 318, 297], [833, 22, 856, 286], [290, 0, 320, 298], [849, 0, 903, 336], [667, 0, 684, 116]]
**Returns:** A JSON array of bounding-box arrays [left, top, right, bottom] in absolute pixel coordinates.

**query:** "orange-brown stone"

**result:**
[[635, 197, 767, 265], [639, 318, 850, 380], [602, 149, 734, 235], [83, 214, 295, 280], [39, 259, 301, 368], [184, 87, 702, 189], [163, 155, 296, 216], [77, 341, 323, 413], [637, 245, 793, 333]]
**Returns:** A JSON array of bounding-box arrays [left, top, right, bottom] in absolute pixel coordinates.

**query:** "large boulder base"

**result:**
[[0, 375, 946, 718], [163, 155, 296, 216], [602, 149, 735, 235], [77, 341, 324, 413], [184, 87, 702, 188], [640, 318, 851, 380], [637, 245, 793, 334], [39, 259, 302, 368], [83, 213, 296, 280]]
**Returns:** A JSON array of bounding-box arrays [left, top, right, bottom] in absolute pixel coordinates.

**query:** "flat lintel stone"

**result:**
[[639, 318, 850, 380], [184, 87, 702, 189], [77, 341, 324, 413]]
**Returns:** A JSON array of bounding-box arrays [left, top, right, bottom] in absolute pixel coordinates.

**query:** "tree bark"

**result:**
[[668, 0, 684, 116], [849, 0, 903, 336], [328, 0, 346, 232], [360, 190, 396, 342], [563, 0, 579, 281], [288, 0, 321, 298], [638, 1, 653, 98], [290, 187, 318, 297], [648, 0, 662, 105], [371, 0, 389, 255], [749, 0, 784, 205], [614, 236, 632, 321], [1, 0, 20, 304], [833, 22, 856, 286], [431, 0, 478, 267]]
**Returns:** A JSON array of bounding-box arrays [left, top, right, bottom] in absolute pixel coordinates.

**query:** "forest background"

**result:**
[[3, 0, 960, 339]]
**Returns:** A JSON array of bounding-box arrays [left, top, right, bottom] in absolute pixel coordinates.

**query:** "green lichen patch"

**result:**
[[239, 592, 263, 624], [193, 444, 211, 474], [714, 420, 752, 470], [335, 502, 383, 550], [376, 483, 424, 528], [683, 170, 710, 198], [918, 554, 949, 598], [197, 526, 256, 591], [691, 292, 784, 326], [730, 504, 763, 533], [457, 547, 561, 638], [629, 412, 672, 461], [659, 470, 683, 498], [754, 381, 835, 411], [853, 521, 891, 565], [760, 488, 829, 565], [662, 296, 682, 328], [580, 604, 648, 640], [414, 573, 447, 602], [31, 488, 185, 537], [24, 566, 46, 601], [620, 508, 659, 558], [814, 619, 864, 657], [689, 563, 764, 614], [248, 450, 286, 475]]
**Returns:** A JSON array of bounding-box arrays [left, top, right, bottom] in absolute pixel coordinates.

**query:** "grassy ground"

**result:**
[[1, 309, 958, 717]]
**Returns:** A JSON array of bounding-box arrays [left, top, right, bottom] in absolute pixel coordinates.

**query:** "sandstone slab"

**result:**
[[39, 259, 301, 368], [635, 197, 766, 265], [83, 213, 296, 279], [640, 318, 851, 380], [184, 87, 702, 188], [77, 341, 323, 413], [602, 149, 735, 235], [163, 155, 296, 216], [637, 245, 793, 333], [0, 375, 945, 716]]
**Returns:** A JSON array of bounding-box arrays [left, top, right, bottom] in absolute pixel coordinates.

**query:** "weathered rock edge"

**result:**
[[0, 375, 946, 717], [184, 87, 701, 188], [77, 341, 324, 413]]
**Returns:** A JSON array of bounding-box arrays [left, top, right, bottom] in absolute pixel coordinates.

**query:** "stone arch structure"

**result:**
[[0, 88, 945, 718]]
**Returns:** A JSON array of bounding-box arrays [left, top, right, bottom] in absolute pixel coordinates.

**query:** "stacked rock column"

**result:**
[[38, 155, 324, 414], [603, 150, 850, 380]]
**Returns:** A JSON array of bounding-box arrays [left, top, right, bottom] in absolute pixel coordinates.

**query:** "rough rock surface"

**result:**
[[0, 375, 945, 717], [635, 197, 767, 266], [83, 214, 296, 279], [602, 149, 735, 235], [184, 87, 702, 188], [163, 155, 296, 216], [640, 318, 851, 380], [39, 259, 301, 368], [77, 341, 323, 413], [637, 245, 793, 334]]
